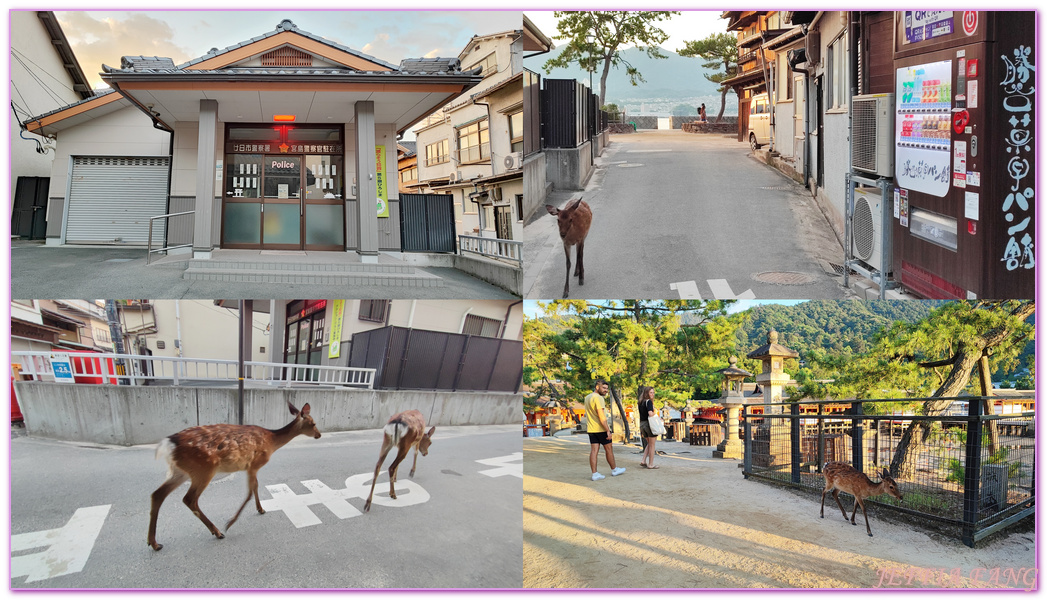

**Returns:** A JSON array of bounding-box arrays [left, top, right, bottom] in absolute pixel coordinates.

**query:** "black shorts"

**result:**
[[588, 431, 611, 446]]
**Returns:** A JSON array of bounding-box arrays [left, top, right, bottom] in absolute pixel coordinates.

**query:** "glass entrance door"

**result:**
[[261, 155, 302, 249]]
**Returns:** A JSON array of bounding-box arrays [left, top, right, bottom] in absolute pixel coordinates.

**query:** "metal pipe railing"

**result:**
[[146, 210, 194, 264]]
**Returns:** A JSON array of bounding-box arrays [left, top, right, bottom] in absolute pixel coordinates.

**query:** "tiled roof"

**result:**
[[399, 57, 461, 74], [21, 89, 121, 128], [121, 56, 176, 70], [176, 19, 398, 71]]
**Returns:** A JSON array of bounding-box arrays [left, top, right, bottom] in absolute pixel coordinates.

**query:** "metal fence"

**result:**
[[11, 351, 375, 389], [347, 326, 522, 393], [458, 234, 522, 266], [742, 397, 1034, 547]]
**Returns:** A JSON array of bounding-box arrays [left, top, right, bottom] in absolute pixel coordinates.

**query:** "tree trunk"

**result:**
[[599, 55, 613, 108], [608, 383, 631, 442], [977, 355, 1000, 455], [715, 87, 728, 123]]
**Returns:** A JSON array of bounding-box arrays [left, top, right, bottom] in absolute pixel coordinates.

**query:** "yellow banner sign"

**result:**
[[328, 299, 346, 358], [375, 145, 389, 218]]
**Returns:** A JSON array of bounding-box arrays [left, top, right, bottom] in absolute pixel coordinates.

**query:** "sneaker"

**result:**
[[611, 467, 626, 476], [591, 472, 606, 481]]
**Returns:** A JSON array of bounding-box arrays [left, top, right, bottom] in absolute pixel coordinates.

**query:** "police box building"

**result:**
[[23, 19, 483, 260]]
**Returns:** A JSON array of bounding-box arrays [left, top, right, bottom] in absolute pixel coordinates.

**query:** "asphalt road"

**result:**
[[10, 424, 522, 589], [9, 241, 517, 300], [526, 131, 855, 300]]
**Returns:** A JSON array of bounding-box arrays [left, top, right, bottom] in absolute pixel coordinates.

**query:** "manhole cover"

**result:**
[[751, 271, 817, 285]]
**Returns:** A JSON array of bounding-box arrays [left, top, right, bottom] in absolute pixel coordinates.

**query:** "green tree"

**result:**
[[678, 32, 739, 123], [797, 301, 1034, 477], [543, 11, 679, 107], [525, 299, 740, 441]]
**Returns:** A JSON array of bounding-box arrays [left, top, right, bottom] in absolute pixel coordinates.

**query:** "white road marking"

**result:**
[[671, 279, 757, 300], [11, 505, 110, 583], [475, 453, 523, 479], [626, 149, 673, 153], [670, 281, 703, 299], [260, 474, 430, 528], [708, 279, 756, 299]]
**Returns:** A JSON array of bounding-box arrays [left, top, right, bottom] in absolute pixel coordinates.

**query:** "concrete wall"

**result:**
[[452, 254, 523, 296], [545, 142, 594, 191], [14, 381, 521, 446]]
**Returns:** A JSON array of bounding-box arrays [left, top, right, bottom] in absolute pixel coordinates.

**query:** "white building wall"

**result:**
[[144, 300, 271, 360], [9, 12, 82, 205], [816, 12, 850, 238]]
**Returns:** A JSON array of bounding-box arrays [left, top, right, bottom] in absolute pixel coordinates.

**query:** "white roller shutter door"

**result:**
[[66, 157, 170, 245]]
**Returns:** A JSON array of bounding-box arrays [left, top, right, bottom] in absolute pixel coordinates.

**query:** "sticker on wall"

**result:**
[[893, 188, 901, 218], [899, 191, 909, 228], [967, 171, 981, 187], [967, 80, 978, 108], [962, 11, 978, 36], [965, 191, 980, 220], [953, 141, 967, 173]]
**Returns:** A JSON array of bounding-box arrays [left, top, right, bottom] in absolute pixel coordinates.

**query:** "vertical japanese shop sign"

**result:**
[[376, 146, 389, 218], [999, 45, 1035, 272]]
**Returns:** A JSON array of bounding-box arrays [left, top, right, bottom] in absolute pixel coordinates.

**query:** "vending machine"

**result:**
[[892, 11, 1034, 298]]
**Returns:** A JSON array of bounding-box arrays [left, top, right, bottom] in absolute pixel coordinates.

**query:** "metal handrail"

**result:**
[[458, 234, 522, 266], [146, 210, 194, 264], [11, 351, 376, 389]]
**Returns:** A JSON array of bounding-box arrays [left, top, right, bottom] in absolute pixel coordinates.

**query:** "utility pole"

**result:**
[[104, 300, 130, 385]]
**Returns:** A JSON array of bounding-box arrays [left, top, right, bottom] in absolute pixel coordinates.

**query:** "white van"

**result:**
[[748, 93, 770, 150]]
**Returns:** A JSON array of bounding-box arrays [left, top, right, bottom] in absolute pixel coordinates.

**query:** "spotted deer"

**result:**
[[147, 401, 321, 551], [820, 462, 903, 537], [364, 410, 435, 512], [546, 196, 592, 298]]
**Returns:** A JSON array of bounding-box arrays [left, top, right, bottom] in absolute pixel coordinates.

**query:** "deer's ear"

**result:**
[[288, 401, 300, 416], [427, 426, 436, 438], [882, 468, 891, 480], [301, 403, 311, 416], [545, 204, 559, 216], [566, 197, 583, 211]]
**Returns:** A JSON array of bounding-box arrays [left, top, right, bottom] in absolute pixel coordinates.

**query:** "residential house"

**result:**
[[414, 29, 524, 242], [9, 11, 94, 240], [521, 14, 554, 220], [396, 141, 418, 194], [721, 11, 791, 143]]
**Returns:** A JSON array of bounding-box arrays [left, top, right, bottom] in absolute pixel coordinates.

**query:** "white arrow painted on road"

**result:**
[[708, 279, 756, 300], [671, 280, 757, 300], [261, 474, 430, 528], [11, 505, 110, 583]]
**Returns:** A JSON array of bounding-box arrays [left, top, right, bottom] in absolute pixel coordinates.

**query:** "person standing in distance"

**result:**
[[585, 379, 626, 481]]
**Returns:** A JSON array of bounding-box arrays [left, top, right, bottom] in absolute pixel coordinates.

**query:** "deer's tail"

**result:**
[[384, 420, 410, 446]]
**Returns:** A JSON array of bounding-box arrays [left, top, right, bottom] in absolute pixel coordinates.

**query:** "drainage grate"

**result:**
[[827, 262, 846, 275], [751, 271, 817, 285], [759, 186, 795, 191], [105, 258, 135, 263]]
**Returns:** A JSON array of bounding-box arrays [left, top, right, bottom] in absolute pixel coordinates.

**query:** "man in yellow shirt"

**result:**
[[584, 380, 626, 481]]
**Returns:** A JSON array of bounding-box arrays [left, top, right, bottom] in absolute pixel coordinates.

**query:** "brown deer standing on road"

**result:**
[[147, 401, 321, 551], [364, 410, 435, 512], [546, 197, 591, 298], [820, 462, 903, 537]]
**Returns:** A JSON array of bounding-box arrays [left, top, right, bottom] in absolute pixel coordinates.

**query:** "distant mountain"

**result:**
[[524, 46, 739, 116]]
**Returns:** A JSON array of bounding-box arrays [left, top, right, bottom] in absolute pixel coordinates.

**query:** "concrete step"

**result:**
[[185, 259, 419, 274], [182, 258, 444, 286]]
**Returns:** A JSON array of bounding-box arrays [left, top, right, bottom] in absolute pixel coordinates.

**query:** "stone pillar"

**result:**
[[747, 330, 798, 415], [193, 99, 218, 258], [714, 356, 752, 460], [354, 100, 379, 262]]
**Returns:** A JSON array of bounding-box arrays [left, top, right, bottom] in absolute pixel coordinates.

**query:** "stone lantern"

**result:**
[[713, 356, 752, 460], [746, 329, 799, 415]]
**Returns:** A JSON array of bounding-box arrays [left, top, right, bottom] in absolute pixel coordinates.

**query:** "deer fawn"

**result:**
[[364, 410, 435, 512], [147, 401, 321, 551], [546, 197, 591, 298], [820, 462, 903, 537]]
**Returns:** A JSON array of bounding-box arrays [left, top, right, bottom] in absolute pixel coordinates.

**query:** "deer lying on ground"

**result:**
[[147, 401, 321, 551], [546, 197, 591, 298], [364, 410, 435, 512], [820, 461, 903, 537]]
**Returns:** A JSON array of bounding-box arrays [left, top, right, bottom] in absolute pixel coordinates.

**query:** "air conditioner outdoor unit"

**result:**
[[448, 171, 460, 183], [851, 93, 894, 177], [504, 152, 522, 170], [851, 187, 891, 273]]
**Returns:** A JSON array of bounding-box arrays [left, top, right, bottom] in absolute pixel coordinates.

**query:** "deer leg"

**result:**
[[819, 486, 830, 519], [364, 443, 392, 512], [855, 497, 873, 536], [409, 446, 420, 478], [387, 446, 411, 500], [575, 239, 585, 286], [562, 245, 571, 298], [225, 469, 262, 531], [832, 489, 848, 519], [148, 471, 188, 551], [182, 472, 223, 539]]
